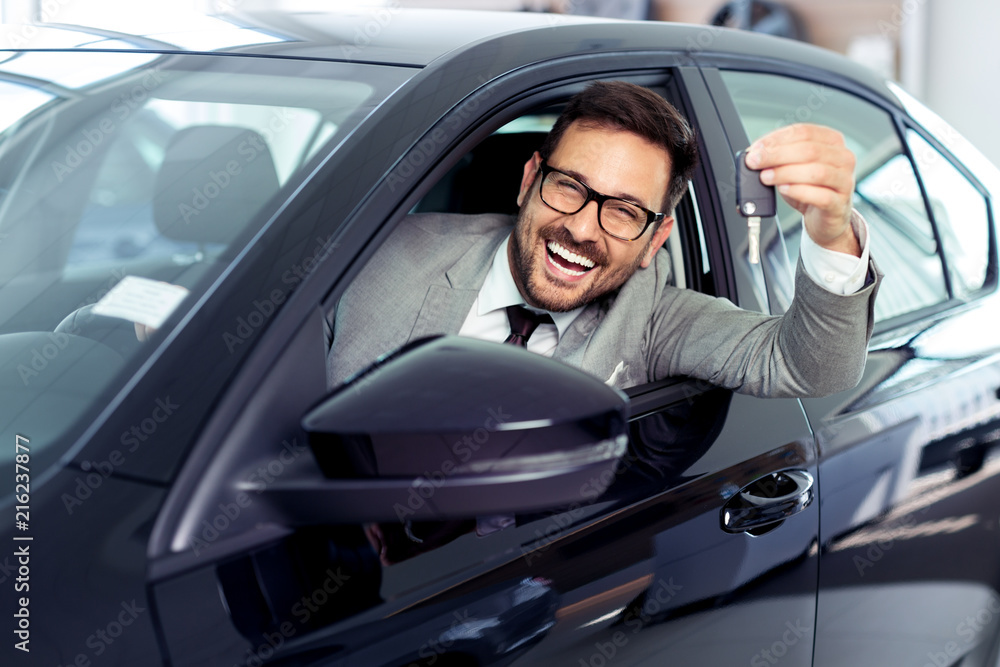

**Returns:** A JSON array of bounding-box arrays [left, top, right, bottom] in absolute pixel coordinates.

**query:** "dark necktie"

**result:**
[[504, 305, 553, 348]]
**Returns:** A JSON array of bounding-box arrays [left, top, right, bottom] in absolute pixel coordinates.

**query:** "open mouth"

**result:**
[[546, 240, 596, 278]]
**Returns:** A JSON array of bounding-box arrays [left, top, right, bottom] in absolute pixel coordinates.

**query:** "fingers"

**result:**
[[759, 160, 854, 202], [743, 123, 860, 255], [746, 124, 855, 201], [745, 124, 854, 183], [134, 322, 159, 342], [746, 123, 846, 158], [765, 182, 847, 216]]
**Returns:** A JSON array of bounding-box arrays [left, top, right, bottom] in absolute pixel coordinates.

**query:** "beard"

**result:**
[[508, 205, 652, 312]]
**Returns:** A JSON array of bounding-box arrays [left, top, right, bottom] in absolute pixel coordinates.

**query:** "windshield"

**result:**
[[0, 51, 411, 493]]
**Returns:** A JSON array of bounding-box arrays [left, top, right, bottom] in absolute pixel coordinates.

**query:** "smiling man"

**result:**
[[509, 122, 673, 312], [328, 81, 879, 397]]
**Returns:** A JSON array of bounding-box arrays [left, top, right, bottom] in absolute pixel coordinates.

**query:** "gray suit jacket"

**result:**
[[329, 213, 879, 396]]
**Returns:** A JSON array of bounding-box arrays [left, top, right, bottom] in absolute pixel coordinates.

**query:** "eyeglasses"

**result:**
[[536, 161, 666, 242]]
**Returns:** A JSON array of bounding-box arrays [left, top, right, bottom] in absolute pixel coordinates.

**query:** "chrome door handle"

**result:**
[[721, 469, 814, 534]]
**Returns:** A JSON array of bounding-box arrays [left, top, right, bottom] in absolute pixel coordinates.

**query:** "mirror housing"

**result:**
[[255, 336, 629, 523]]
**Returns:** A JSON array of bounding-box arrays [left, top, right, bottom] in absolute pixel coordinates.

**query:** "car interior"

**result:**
[[55, 123, 282, 355]]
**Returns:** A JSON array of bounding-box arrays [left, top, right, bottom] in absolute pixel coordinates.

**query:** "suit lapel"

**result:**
[[552, 300, 604, 368], [409, 226, 509, 340]]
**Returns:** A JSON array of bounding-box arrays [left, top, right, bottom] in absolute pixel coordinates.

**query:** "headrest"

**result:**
[[153, 125, 280, 245], [448, 131, 548, 216]]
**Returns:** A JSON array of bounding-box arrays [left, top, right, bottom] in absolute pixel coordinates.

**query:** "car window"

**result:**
[[854, 149, 947, 320], [906, 129, 992, 300], [0, 52, 411, 496], [65, 100, 333, 270], [718, 70, 988, 325]]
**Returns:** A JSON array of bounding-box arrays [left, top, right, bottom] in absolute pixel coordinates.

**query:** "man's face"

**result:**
[[508, 121, 674, 312]]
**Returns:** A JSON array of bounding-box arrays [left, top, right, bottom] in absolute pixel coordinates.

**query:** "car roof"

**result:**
[[0, 8, 896, 102]]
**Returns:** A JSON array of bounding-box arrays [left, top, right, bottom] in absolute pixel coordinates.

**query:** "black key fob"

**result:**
[[735, 149, 776, 218]]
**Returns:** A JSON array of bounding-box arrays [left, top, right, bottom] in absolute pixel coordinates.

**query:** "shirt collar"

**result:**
[[478, 235, 583, 339]]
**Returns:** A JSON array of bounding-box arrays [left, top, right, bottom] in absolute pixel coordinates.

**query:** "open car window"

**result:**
[[413, 112, 696, 293]]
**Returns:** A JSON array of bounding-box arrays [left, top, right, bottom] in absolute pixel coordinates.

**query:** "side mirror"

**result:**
[[257, 336, 629, 523]]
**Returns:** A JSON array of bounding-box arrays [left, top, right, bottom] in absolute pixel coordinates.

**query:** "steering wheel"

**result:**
[[54, 304, 144, 357]]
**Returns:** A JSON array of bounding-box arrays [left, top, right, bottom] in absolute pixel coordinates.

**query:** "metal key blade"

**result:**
[[747, 215, 760, 264]]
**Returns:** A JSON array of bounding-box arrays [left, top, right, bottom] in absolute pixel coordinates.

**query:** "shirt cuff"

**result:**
[[799, 209, 870, 295]]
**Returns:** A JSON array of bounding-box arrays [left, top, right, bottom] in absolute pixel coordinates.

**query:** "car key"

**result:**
[[735, 149, 776, 264]]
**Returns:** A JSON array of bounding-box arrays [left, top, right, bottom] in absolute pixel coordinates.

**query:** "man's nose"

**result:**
[[563, 199, 603, 242]]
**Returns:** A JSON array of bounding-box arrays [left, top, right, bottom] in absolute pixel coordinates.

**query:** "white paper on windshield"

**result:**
[[92, 276, 189, 329]]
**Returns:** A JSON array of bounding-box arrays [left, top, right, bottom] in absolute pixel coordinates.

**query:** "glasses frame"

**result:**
[[536, 161, 666, 242]]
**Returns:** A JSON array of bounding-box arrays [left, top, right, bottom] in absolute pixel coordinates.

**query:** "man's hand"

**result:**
[[745, 124, 860, 257], [134, 322, 156, 342]]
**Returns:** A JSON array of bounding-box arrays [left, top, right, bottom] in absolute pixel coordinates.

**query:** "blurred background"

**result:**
[[0, 0, 996, 166]]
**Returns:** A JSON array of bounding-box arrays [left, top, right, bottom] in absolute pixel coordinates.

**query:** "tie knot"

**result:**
[[504, 305, 553, 348]]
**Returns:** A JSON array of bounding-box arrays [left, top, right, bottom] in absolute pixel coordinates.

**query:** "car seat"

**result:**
[[55, 125, 280, 353]]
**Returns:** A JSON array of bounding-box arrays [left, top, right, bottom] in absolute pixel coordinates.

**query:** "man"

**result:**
[[328, 81, 877, 396]]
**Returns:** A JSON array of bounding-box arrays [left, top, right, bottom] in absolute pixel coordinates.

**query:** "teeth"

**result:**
[[547, 241, 595, 269], [553, 264, 586, 276]]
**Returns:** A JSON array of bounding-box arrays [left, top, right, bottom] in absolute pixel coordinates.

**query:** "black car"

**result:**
[[2, 8, 1000, 666]]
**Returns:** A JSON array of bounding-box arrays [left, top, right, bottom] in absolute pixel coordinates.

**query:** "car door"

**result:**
[[143, 53, 823, 666], [710, 66, 1000, 666]]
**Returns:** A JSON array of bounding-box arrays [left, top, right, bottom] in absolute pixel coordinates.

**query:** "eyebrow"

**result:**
[[550, 163, 655, 211]]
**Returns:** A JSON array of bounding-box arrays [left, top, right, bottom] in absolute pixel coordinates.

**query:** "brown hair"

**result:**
[[539, 81, 698, 215]]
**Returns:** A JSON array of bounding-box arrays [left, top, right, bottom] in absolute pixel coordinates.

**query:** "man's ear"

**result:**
[[516, 151, 542, 207], [640, 216, 674, 269]]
